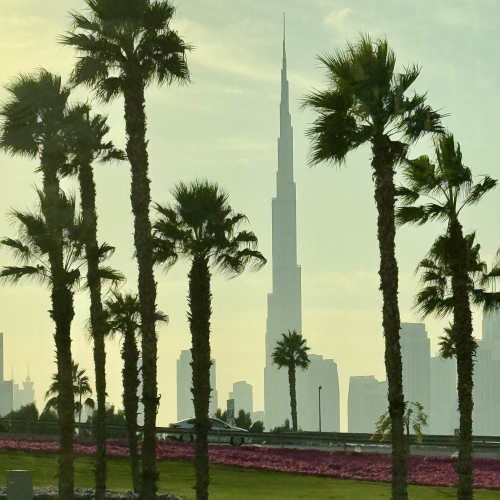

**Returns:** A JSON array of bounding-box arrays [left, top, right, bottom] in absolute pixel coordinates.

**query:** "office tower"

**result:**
[[296, 354, 340, 432], [429, 356, 458, 435], [473, 339, 500, 436], [348, 375, 388, 433], [483, 309, 500, 344], [264, 20, 303, 431], [13, 374, 36, 411], [252, 410, 265, 423], [0, 333, 13, 416], [0, 333, 3, 382], [400, 323, 431, 416], [176, 349, 218, 421], [229, 381, 253, 415]]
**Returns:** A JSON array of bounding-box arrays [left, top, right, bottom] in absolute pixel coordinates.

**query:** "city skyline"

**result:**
[[0, 0, 499, 431]]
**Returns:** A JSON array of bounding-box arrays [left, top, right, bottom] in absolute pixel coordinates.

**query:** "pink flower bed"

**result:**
[[1, 438, 500, 490]]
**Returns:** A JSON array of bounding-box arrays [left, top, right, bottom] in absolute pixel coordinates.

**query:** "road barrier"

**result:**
[[2, 418, 499, 453]]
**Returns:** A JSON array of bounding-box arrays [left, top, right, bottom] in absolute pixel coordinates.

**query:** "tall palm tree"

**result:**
[[271, 330, 310, 432], [104, 291, 167, 494], [60, 4, 191, 494], [0, 70, 76, 497], [63, 104, 125, 500], [396, 132, 498, 499], [301, 34, 444, 500], [153, 180, 266, 500], [44, 361, 95, 431]]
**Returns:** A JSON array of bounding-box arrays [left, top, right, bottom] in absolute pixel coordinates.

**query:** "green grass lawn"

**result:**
[[0, 450, 498, 499]]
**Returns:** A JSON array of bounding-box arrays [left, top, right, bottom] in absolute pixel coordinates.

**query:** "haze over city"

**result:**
[[0, 0, 499, 434]]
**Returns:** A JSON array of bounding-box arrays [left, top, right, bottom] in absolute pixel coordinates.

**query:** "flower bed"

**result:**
[[1, 437, 500, 490]]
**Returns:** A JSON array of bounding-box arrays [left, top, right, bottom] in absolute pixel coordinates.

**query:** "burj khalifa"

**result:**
[[264, 21, 302, 430]]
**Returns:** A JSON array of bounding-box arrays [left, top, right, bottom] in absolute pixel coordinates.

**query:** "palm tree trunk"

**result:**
[[372, 135, 408, 500], [188, 256, 212, 500], [123, 82, 158, 500], [449, 218, 475, 500], [288, 366, 298, 431], [78, 163, 107, 500], [41, 152, 75, 500], [122, 326, 141, 493]]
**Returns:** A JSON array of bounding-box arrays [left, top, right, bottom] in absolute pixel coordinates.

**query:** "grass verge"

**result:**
[[0, 450, 498, 499]]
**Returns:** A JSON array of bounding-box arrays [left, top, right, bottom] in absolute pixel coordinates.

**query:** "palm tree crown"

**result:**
[[271, 331, 310, 371], [60, 0, 192, 101], [44, 361, 95, 416], [396, 133, 497, 228], [0, 192, 84, 288], [153, 180, 267, 274], [301, 34, 444, 168], [0, 69, 70, 159]]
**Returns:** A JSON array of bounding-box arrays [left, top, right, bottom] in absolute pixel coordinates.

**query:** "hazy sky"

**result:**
[[0, 0, 499, 432]]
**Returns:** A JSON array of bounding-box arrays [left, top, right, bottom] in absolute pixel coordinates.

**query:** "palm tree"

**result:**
[[0, 187, 120, 500], [153, 180, 266, 500], [44, 361, 95, 431], [63, 104, 125, 499], [396, 132, 498, 499], [103, 290, 167, 494], [271, 331, 310, 431], [60, 4, 191, 495], [372, 401, 429, 450], [0, 65, 76, 492], [301, 34, 444, 500]]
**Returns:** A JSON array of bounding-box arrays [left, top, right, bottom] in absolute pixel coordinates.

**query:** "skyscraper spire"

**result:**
[[264, 17, 302, 430]]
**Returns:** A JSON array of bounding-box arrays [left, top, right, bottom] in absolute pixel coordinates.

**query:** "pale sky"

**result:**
[[0, 0, 499, 432]]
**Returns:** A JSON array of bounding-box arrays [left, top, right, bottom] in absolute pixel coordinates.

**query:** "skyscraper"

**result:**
[[348, 375, 387, 433], [229, 381, 253, 416], [400, 323, 431, 416], [264, 19, 302, 431], [429, 356, 458, 435], [472, 312, 500, 436], [296, 354, 340, 432], [13, 374, 36, 411], [176, 349, 218, 421], [0, 333, 13, 417]]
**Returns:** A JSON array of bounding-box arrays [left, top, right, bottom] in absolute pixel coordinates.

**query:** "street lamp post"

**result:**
[[318, 385, 322, 432]]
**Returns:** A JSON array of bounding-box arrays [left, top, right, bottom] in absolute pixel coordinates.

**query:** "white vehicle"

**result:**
[[167, 417, 250, 446]]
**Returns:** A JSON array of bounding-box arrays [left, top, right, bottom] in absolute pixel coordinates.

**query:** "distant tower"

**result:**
[[176, 350, 218, 421], [0, 332, 4, 382], [229, 381, 253, 416], [472, 311, 500, 435], [296, 354, 340, 431], [0, 333, 14, 416], [429, 356, 458, 435], [348, 375, 387, 433], [264, 15, 303, 430], [400, 323, 431, 415]]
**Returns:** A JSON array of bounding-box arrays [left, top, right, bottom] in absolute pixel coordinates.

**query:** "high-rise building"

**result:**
[[471, 311, 500, 436], [0, 333, 13, 416], [176, 349, 218, 421], [264, 20, 303, 431], [296, 354, 340, 432], [429, 356, 458, 435], [473, 339, 500, 436], [0, 333, 3, 382], [348, 376, 387, 433], [400, 323, 431, 416], [252, 410, 265, 423], [229, 381, 253, 415], [13, 374, 36, 411]]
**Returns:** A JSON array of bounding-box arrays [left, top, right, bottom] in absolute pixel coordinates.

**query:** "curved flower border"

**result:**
[[1, 438, 499, 490]]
